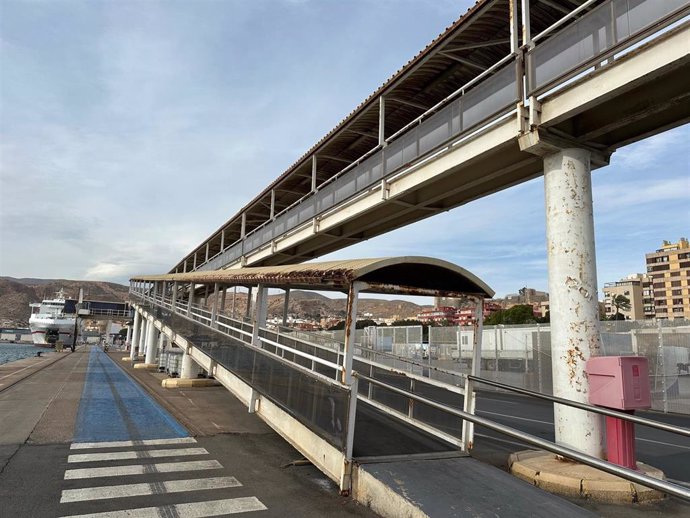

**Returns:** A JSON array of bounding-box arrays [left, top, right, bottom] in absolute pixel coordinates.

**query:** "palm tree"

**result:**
[[612, 294, 631, 320]]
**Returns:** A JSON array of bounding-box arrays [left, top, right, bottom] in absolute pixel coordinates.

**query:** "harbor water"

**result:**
[[0, 342, 39, 365]]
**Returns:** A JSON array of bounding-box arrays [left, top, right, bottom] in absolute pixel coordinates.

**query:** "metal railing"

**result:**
[[132, 290, 690, 499], [355, 371, 690, 502]]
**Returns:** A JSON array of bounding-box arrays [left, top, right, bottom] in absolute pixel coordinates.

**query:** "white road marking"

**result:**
[[71, 437, 196, 450], [60, 476, 241, 503], [59, 496, 267, 517], [638, 437, 690, 451], [64, 460, 223, 480], [68, 447, 208, 463]]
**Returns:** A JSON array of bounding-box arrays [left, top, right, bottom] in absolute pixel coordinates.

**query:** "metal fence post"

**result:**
[[658, 319, 668, 413], [341, 376, 359, 495]]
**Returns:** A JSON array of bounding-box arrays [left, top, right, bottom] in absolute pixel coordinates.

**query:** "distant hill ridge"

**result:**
[[0, 277, 427, 327], [0, 277, 130, 326]]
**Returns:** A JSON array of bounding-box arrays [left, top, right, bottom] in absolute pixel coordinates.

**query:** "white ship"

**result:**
[[29, 289, 76, 347]]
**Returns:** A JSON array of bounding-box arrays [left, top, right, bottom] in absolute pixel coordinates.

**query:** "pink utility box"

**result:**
[[586, 356, 651, 410]]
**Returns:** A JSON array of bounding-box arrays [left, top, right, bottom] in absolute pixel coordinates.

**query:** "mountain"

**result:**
[[0, 278, 428, 328], [0, 277, 130, 327], [224, 289, 426, 321]]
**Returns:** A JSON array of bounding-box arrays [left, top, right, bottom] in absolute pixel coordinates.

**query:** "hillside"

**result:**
[[227, 290, 426, 321], [0, 277, 130, 326], [0, 277, 428, 328]]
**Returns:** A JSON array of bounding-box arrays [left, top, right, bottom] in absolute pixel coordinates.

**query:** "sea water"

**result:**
[[0, 342, 39, 365]]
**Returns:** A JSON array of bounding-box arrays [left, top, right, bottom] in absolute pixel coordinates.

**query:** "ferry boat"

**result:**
[[29, 290, 77, 347]]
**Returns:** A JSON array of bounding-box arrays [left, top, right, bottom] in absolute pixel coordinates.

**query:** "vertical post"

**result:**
[[125, 324, 132, 350], [245, 287, 253, 319], [342, 282, 363, 384], [211, 283, 219, 328], [145, 321, 157, 365], [521, 0, 532, 48], [340, 376, 359, 495], [232, 286, 237, 318], [252, 285, 268, 347], [657, 320, 668, 413], [139, 319, 149, 358], [509, 0, 519, 53], [241, 212, 247, 238], [378, 96, 386, 146], [544, 147, 604, 457], [130, 310, 141, 360], [311, 155, 318, 192], [172, 281, 178, 311], [187, 283, 195, 314], [495, 325, 501, 376], [220, 229, 225, 251], [205, 242, 210, 262], [270, 189, 276, 219], [462, 297, 484, 450], [220, 285, 227, 313], [536, 323, 544, 393], [282, 288, 291, 327]]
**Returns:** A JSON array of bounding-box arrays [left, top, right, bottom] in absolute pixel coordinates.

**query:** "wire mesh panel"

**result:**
[[151, 306, 351, 449], [423, 320, 690, 414]]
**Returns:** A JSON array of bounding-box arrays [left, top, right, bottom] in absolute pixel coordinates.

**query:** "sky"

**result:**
[[1, 0, 688, 302]]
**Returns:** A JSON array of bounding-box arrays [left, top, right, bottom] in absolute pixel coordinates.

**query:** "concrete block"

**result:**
[[509, 450, 666, 504], [161, 378, 220, 388], [133, 363, 158, 370], [121, 357, 132, 362]]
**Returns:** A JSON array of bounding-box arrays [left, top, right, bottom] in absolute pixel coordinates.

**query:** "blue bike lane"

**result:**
[[73, 347, 188, 442]]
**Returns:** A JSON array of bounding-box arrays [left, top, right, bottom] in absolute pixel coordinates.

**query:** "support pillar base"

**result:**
[[509, 450, 665, 503]]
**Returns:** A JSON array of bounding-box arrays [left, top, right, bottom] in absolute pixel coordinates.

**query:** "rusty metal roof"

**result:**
[[139, 257, 493, 298]]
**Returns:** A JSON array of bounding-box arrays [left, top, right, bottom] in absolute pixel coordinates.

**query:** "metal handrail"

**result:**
[[468, 375, 690, 438], [354, 371, 690, 502], [531, 0, 599, 44]]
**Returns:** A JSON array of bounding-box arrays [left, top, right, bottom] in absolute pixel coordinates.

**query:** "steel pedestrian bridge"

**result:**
[[171, 0, 689, 274], [128, 0, 690, 511]]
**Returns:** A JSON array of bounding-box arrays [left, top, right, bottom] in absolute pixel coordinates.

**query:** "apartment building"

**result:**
[[645, 238, 690, 320], [603, 274, 647, 320]]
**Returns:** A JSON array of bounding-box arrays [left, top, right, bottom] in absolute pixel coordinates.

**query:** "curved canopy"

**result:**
[[134, 257, 493, 298]]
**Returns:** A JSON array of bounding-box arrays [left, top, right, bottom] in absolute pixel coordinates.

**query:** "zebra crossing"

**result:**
[[59, 437, 267, 517]]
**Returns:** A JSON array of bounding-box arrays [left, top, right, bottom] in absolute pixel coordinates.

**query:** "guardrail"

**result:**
[[355, 371, 690, 502], [133, 290, 690, 498]]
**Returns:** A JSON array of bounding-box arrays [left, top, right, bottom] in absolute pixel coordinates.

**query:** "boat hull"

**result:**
[[29, 319, 75, 347]]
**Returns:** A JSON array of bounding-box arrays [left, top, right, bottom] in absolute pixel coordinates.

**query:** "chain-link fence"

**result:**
[[427, 320, 690, 414], [313, 320, 690, 414]]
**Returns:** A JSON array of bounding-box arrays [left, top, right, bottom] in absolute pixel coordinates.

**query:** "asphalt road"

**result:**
[[470, 390, 690, 484]]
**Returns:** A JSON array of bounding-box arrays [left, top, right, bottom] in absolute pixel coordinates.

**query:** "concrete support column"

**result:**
[[252, 285, 268, 347], [544, 147, 604, 458], [145, 322, 158, 365], [181, 349, 196, 379], [130, 310, 141, 360], [138, 319, 148, 358]]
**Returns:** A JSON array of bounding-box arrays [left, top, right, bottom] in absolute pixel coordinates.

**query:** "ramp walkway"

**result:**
[[356, 455, 595, 518]]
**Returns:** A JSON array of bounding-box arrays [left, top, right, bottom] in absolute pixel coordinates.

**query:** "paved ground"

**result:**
[[2, 346, 688, 517], [0, 347, 376, 517]]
